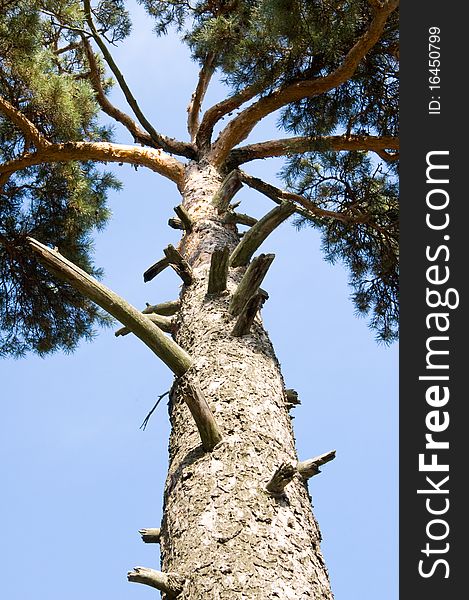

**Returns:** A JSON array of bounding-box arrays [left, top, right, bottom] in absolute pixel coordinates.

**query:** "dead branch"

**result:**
[[127, 567, 184, 596], [115, 313, 174, 336], [187, 52, 216, 142], [164, 244, 193, 286], [27, 238, 192, 376], [143, 257, 170, 283], [231, 290, 268, 337], [212, 170, 243, 213], [230, 203, 294, 267], [173, 204, 193, 233], [139, 528, 161, 544], [207, 247, 230, 295], [266, 461, 297, 496], [297, 450, 337, 479], [229, 253, 274, 316], [179, 377, 223, 452], [143, 300, 180, 316]]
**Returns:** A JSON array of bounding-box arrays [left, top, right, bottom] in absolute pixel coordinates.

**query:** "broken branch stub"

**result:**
[[266, 461, 297, 496], [139, 528, 161, 544], [115, 313, 174, 336], [143, 256, 170, 283], [27, 238, 192, 376], [297, 450, 336, 479], [164, 244, 193, 286], [127, 567, 184, 596], [229, 253, 274, 317], [179, 377, 223, 452], [230, 201, 295, 267], [173, 204, 193, 232], [207, 246, 230, 295], [231, 290, 268, 337], [212, 170, 243, 213], [142, 300, 180, 316]]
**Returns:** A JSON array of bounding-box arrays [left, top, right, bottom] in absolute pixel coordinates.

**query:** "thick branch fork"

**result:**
[[27, 238, 191, 376]]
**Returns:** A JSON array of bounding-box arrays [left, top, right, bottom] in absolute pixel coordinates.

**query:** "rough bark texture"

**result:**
[[158, 163, 332, 599]]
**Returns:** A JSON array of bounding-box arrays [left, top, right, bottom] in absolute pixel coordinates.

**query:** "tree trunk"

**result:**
[[159, 162, 333, 599]]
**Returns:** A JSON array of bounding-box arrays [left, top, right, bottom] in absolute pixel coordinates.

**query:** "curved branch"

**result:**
[[83, 0, 195, 159], [208, 0, 399, 167], [0, 96, 50, 149], [27, 238, 192, 376], [228, 135, 399, 166], [239, 170, 370, 225], [0, 141, 185, 187], [196, 81, 263, 150], [82, 38, 156, 148], [187, 53, 216, 142]]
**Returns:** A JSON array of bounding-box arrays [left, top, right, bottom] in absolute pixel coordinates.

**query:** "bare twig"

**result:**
[[139, 391, 170, 430]]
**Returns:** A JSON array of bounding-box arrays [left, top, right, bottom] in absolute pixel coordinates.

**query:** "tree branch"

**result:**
[[179, 377, 223, 452], [212, 170, 243, 213], [196, 81, 263, 150], [0, 96, 50, 149], [208, 1, 399, 167], [239, 170, 370, 225], [0, 141, 185, 188], [229, 254, 274, 316], [27, 238, 192, 376], [127, 567, 184, 596], [115, 313, 174, 336], [82, 38, 157, 148], [228, 134, 400, 166], [207, 247, 230, 295], [297, 450, 336, 479], [266, 461, 296, 496], [231, 289, 268, 337], [164, 244, 193, 286], [139, 528, 161, 544], [230, 203, 295, 267], [142, 300, 180, 316], [187, 52, 216, 143], [83, 0, 195, 159]]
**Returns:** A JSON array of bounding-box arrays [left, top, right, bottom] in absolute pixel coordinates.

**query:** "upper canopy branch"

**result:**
[[228, 135, 399, 167], [196, 81, 263, 150], [0, 141, 184, 188], [187, 53, 216, 143], [0, 96, 50, 149], [208, 0, 399, 167], [239, 170, 374, 226], [83, 0, 195, 159], [82, 38, 157, 149]]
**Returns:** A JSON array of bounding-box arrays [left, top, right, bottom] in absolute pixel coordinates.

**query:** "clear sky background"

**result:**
[[0, 3, 398, 599]]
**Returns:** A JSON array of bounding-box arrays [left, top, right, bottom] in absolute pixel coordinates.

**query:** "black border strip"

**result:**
[[400, 3, 465, 597]]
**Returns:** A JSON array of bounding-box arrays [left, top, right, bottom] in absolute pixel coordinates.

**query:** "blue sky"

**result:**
[[0, 3, 398, 599]]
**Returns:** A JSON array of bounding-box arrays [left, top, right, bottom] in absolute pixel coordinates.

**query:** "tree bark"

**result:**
[[158, 163, 332, 599]]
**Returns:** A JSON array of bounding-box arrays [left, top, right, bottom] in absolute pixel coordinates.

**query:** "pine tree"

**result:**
[[0, 1, 399, 598]]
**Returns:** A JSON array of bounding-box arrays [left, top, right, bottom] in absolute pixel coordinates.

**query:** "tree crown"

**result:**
[[0, 0, 399, 356]]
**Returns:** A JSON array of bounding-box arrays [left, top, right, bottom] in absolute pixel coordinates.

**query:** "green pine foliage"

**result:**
[[140, 0, 399, 340], [1, 0, 399, 355], [0, 0, 124, 356]]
